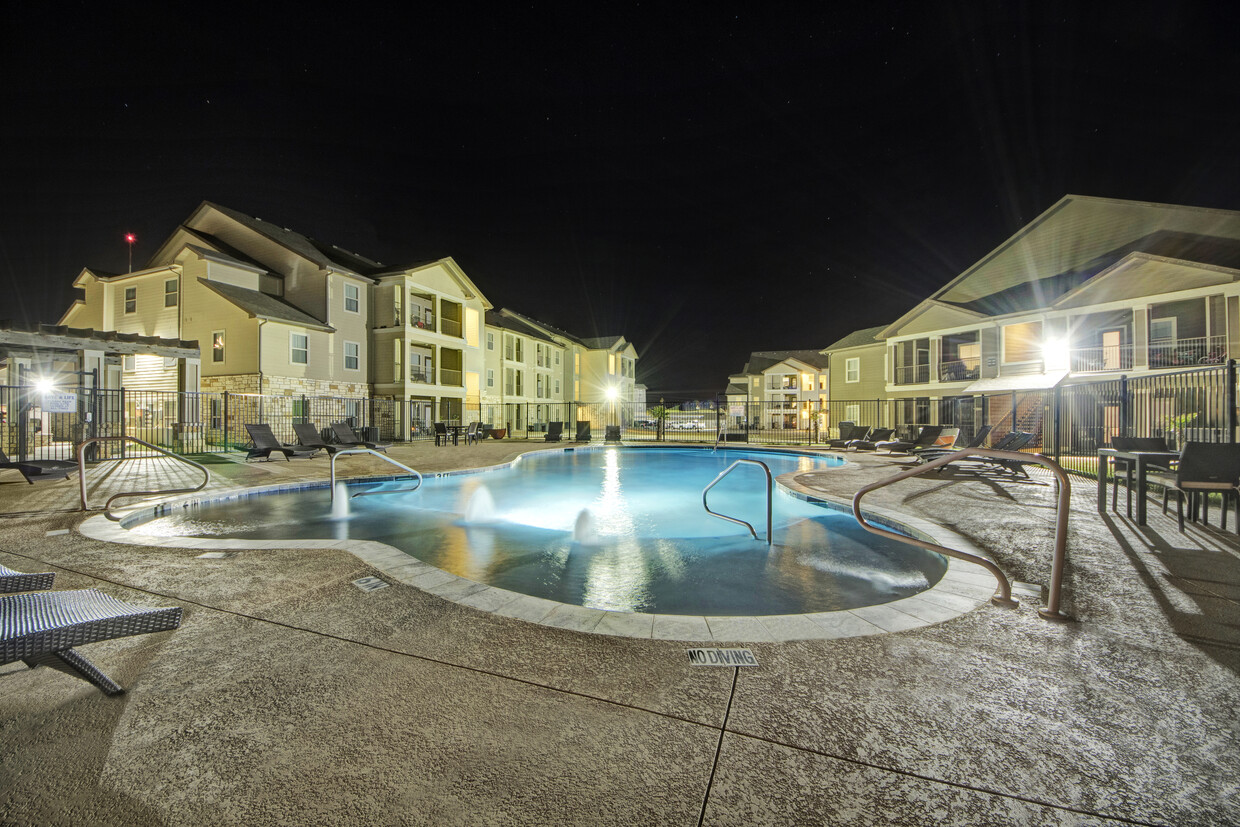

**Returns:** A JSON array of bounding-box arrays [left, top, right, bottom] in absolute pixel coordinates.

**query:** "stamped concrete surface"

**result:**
[[1, 441, 1238, 825]]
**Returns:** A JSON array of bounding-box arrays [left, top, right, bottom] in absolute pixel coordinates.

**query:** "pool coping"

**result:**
[[78, 445, 1004, 642]]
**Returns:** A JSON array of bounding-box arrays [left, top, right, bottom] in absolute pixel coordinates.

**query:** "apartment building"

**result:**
[[724, 350, 829, 429]]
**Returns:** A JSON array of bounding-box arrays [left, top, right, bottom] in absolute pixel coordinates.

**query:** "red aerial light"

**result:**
[[125, 233, 136, 243]]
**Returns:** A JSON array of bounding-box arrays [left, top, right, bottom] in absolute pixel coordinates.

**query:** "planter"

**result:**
[[490, 429, 507, 439]]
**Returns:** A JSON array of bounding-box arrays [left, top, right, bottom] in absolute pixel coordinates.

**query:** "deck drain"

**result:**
[[196, 551, 234, 559], [353, 576, 390, 593]]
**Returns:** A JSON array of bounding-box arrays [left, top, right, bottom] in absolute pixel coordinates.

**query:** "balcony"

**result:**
[[1070, 343, 1133, 373], [440, 367, 463, 387], [894, 364, 931, 385], [410, 368, 434, 384], [938, 359, 981, 383], [1148, 335, 1226, 368]]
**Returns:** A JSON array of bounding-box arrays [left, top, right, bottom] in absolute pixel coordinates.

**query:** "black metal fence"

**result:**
[[3, 362, 1235, 477]]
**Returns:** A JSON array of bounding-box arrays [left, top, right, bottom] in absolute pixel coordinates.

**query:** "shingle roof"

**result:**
[[496, 308, 586, 345], [745, 349, 830, 371], [199, 280, 333, 330], [822, 326, 886, 352], [484, 310, 556, 342], [200, 202, 384, 277], [581, 336, 623, 350]]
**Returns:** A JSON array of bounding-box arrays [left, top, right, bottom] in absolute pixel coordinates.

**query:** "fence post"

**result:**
[[119, 387, 127, 459], [1228, 360, 1237, 443], [223, 391, 230, 449], [1119, 375, 1130, 437], [1051, 385, 1062, 462]]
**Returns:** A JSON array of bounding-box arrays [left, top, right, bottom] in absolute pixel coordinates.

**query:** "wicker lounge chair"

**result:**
[[914, 425, 993, 463], [0, 563, 56, 594], [331, 422, 390, 453], [849, 428, 895, 451], [826, 424, 869, 449], [2, 588, 182, 695], [244, 423, 320, 461], [935, 431, 1037, 477], [0, 448, 77, 485], [545, 421, 563, 442], [574, 421, 592, 443], [293, 423, 346, 455], [876, 425, 943, 454]]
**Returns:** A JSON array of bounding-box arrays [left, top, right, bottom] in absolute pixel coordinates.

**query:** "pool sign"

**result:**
[[41, 392, 77, 413], [686, 648, 759, 667]]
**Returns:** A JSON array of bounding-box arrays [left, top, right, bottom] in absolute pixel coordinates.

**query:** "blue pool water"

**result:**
[[133, 447, 947, 616]]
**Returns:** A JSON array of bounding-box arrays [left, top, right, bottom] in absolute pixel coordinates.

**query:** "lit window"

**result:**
[[124, 287, 136, 314], [344, 283, 360, 313], [344, 341, 360, 370], [845, 358, 860, 383], [291, 333, 308, 364], [212, 331, 225, 363], [165, 279, 178, 307]]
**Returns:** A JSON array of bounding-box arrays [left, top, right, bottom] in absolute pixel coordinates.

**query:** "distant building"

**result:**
[[723, 349, 829, 429]]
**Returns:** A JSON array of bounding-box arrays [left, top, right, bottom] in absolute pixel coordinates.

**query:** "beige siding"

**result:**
[[182, 266, 259, 378], [829, 342, 888, 402]]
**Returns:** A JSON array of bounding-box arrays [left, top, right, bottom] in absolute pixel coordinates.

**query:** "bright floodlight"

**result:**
[[1042, 337, 1070, 370], [35, 378, 55, 394], [605, 386, 619, 401]]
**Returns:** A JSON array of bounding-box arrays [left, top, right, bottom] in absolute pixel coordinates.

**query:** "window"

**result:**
[[291, 333, 308, 364], [344, 341, 360, 370], [124, 287, 136, 314], [212, 331, 225, 363], [344, 283, 360, 313], [537, 375, 544, 398], [504, 336, 514, 360], [555, 379, 560, 395], [1002, 321, 1043, 363], [487, 369, 494, 388], [555, 351, 560, 366], [845, 357, 860, 383], [818, 375, 827, 390], [164, 279, 178, 307], [123, 354, 136, 372], [487, 332, 495, 350]]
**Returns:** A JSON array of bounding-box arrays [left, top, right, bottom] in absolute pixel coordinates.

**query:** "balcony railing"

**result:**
[[1070, 343, 1133, 373], [440, 368, 463, 387], [441, 318, 462, 338], [938, 359, 981, 382], [410, 368, 434, 384], [1148, 335, 1227, 368], [409, 312, 435, 331], [894, 364, 931, 385]]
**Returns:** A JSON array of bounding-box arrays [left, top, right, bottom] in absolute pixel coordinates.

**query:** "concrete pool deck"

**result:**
[[1, 441, 1238, 825]]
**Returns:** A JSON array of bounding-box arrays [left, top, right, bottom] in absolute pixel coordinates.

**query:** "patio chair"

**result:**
[[875, 425, 943, 454], [0, 563, 55, 594], [545, 421, 563, 442], [464, 422, 481, 445], [574, 421, 592, 443], [433, 422, 452, 446], [244, 423, 320, 461], [2, 588, 183, 696], [293, 423, 347, 455], [826, 424, 869, 449], [0, 447, 77, 485], [915, 425, 992, 463], [848, 428, 895, 451], [947, 431, 1038, 478], [928, 430, 1032, 474], [331, 422, 390, 453], [1153, 441, 1240, 532]]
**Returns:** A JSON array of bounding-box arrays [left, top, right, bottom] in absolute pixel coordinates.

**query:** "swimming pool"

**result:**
[[131, 447, 948, 616]]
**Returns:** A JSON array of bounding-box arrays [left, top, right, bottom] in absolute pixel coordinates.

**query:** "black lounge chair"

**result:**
[[574, 421, 592, 443], [605, 425, 622, 443], [935, 431, 1037, 477], [545, 421, 564, 442], [876, 425, 943, 455], [244, 423, 320, 461], [914, 425, 993, 463], [2, 588, 183, 695], [0, 563, 55, 594], [0, 448, 77, 485], [826, 424, 869, 449], [1153, 441, 1240, 532], [849, 428, 895, 451], [331, 422, 390, 453], [293, 423, 346, 455]]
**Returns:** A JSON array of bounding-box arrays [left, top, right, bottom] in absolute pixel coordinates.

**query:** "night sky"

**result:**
[[2, 4, 1237, 400]]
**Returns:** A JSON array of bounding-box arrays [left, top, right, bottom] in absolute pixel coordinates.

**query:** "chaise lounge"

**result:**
[[244, 423, 321, 461], [545, 421, 563, 442], [0, 448, 78, 484], [1, 569, 183, 696], [293, 423, 347, 455], [1, 563, 56, 593], [331, 422, 390, 453]]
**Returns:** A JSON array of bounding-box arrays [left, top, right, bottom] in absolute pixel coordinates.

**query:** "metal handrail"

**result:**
[[77, 436, 212, 521], [330, 448, 423, 500], [702, 458, 772, 543], [850, 447, 1072, 620]]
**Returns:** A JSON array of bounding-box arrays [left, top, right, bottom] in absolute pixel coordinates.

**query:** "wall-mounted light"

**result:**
[[1042, 337, 1070, 371], [35, 378, 55, 394]]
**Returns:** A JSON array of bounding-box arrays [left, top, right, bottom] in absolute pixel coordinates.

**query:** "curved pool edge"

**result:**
[[77, 450, 1004, 643]]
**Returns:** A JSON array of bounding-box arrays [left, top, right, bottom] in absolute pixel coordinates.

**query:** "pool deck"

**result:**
[[2, 441, 1237, 825]]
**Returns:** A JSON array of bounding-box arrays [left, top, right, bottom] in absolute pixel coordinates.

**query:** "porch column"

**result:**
[[1134, 308, 1148, 368]]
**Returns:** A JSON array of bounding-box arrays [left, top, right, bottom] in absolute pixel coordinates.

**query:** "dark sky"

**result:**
[[2, 4, 1237, 400]]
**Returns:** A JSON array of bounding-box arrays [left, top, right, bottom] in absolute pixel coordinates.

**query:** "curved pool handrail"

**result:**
[[703, 458, 772, 543], [77, 436, 212, 521], [330, 448, 423, 499], [850, 447, 1072, 620]]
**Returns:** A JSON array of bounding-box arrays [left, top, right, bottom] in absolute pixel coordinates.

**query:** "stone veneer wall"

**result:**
[[200, 374, 370, 398]]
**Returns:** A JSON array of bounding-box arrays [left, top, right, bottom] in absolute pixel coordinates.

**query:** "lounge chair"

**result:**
[[876, 425, 943, 454], [1153, 441, 1240, 532], [0, 448, 77, 485], [605, 425, 622, 443], [574, 421, 592, 443], [293, 423, 347, 455], [848, 428, 895, 451], [935, 431, 1037, 477], [826, 424, 869, 449], [2, 588, 182, 695], [331, 422, 390, 453], [545, 421, 564, 442], [0, 563, 55, 594], [244, 423, 320, 461], [914, 425, 992, 463]]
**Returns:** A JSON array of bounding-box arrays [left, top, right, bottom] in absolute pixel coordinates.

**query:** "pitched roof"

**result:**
[[744, 349, 830, 372], [581, 336, 623, 349], [198, 280, 334, 330], [484, 309, 556, 342], [822, 326, 886, 352], [493, 308, 586, 345]]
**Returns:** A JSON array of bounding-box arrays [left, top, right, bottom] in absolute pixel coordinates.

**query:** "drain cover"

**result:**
[[352, 576, 390, 593]]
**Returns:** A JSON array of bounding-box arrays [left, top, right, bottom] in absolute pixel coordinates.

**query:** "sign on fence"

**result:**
[[40, 392, 77, 413]]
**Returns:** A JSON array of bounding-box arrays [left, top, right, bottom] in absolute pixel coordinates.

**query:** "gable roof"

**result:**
[[198, 280, 333, 330], [743, 349, 830, 373], [822, 326, 886, 352], [484, 309, 556, 343]]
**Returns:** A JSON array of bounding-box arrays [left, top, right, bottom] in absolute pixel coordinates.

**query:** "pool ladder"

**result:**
[[702, 458, 772, 544], [330, 448, 423, 500]]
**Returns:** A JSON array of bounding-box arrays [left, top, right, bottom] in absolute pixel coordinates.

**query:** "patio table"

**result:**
[[1097, 448, 1180, 526]]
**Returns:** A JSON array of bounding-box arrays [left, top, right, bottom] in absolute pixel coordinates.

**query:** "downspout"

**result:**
[[257, 318, 266, 394]]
